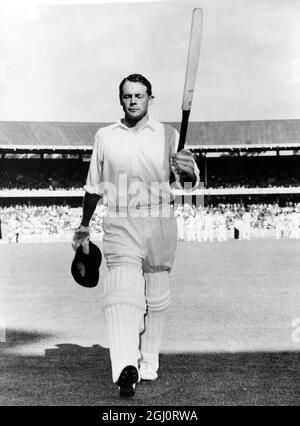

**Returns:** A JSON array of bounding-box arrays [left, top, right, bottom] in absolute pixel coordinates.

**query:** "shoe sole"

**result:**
[[140, 375, 157, 381], [117, 365, 139, 397]]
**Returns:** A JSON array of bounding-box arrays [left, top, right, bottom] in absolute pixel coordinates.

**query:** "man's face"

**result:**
[[120, 81, 152, 121]]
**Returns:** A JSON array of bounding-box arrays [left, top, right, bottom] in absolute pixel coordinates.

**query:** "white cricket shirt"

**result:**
[[84, 118, 179, 214]]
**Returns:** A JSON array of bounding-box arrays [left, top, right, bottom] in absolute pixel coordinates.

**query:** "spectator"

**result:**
[[1, 202, 300, 242]]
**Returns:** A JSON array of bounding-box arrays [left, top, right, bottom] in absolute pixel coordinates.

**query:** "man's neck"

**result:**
[[122, 114, 149, 133]]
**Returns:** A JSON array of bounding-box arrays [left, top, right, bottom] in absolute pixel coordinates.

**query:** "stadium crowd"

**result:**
[[207, 171, 300, 188], [1, 202, 300, 243], [0, 159, 87, 190], [0, 204, 106, 243], [1, 158, 300, 190], [205, 156, 300, 188], [174, 203, 300, 241]]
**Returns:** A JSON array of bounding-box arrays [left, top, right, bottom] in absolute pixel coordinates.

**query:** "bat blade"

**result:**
[[178, 8, 203, 152], [182, 8, 203, 112]]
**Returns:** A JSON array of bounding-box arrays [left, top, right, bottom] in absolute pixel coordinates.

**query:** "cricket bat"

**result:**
[[177, 8, 203, 152]]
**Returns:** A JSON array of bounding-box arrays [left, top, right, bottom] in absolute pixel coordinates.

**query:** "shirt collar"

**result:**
[[113, 117, 156, 132]]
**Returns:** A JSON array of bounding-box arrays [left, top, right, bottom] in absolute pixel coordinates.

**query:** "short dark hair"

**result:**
[[119, 74, 152, 97]]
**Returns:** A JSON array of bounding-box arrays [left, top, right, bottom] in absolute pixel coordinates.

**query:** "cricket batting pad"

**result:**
[[103, 266, 146, 383], [140, 271, 170, 372]]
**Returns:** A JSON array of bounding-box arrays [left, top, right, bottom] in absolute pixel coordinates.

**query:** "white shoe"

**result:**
[[139, 362, 158, 381]]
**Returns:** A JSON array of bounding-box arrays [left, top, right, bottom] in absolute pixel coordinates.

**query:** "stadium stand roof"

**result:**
[[0, 119, 300, 152]]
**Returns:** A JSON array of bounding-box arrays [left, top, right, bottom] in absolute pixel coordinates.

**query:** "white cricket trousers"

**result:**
[[102, 213, 177, 382]]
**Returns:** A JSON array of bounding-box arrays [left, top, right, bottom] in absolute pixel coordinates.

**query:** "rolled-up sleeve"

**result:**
[[83, 132, 104, 195]]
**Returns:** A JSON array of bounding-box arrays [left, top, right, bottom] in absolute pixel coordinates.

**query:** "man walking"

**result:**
[[72, 74, 199, 396]]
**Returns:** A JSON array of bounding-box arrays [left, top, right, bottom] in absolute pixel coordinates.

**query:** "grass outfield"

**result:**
[[0, 239, 299, 406]]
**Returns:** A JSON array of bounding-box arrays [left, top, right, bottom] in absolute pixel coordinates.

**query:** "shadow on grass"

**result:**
[[0, 329, 298, 406], [0, 329, 54, 350]]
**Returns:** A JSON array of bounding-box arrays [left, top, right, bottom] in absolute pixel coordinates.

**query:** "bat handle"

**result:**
[[177, 110, 190, 152]]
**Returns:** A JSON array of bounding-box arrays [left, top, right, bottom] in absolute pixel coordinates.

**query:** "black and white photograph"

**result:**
[[0, 0, 299, 408]]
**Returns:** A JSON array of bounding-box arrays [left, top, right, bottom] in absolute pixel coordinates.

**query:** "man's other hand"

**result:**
[[72, 225, 90, 252]]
